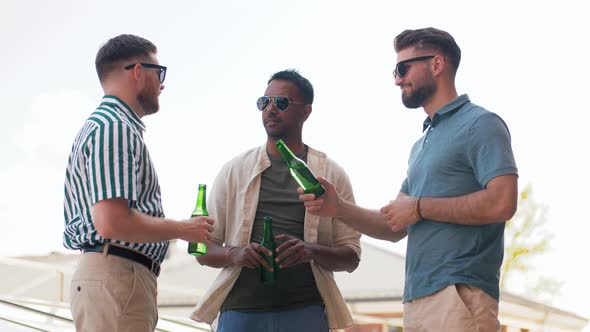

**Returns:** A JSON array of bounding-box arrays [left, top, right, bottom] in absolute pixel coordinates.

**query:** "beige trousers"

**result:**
[[70, 251, 158, 332], [403, 284, 500, 332]]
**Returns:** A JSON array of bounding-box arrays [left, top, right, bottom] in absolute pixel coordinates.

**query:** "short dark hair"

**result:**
[[95, 34, 157, 82], [394, 27, 461, 75], [268, 69, 314, 105]]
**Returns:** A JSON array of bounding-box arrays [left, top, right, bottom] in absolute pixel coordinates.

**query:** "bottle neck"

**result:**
[[277, 140, 294, 156], [276, 140, 301, 167], [263, 219, 273, 240], [269, 136, 305, 153], [192, 187, 208, 216]]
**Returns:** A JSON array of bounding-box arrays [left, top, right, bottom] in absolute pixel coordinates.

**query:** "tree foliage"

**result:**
[[501, 184, 562, 303]]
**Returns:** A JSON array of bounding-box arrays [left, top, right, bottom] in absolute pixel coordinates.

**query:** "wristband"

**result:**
[[416, 197, 424, 222], [225, 246, 235, 263]]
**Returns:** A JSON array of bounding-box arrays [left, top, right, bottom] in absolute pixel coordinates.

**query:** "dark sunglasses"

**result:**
[[124, 63, 167, 84], [393, 55, 435, 79], [256, 96, 305, 112]]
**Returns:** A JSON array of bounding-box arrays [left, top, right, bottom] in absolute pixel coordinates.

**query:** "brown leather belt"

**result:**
[[83, 243, 160, 277]]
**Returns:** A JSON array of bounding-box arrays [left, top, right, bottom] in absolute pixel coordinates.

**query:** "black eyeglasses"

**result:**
[[393, 55, 435, 79], [124, 63, 167, 83], [256, 96, 305, 112]]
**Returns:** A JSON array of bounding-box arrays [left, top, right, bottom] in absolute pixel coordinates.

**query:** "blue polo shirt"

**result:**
[[400, 94, 518, 302]]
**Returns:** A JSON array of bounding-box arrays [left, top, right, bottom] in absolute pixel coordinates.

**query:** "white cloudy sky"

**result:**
[[2, 0, 589, 327]]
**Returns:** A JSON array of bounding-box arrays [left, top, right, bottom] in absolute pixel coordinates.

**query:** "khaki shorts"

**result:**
[[403, 284, 500, 332], [70, 251, 158, 332]]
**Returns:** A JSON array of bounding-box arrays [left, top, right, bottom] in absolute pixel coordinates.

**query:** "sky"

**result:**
[[2, 0, 589, 328]]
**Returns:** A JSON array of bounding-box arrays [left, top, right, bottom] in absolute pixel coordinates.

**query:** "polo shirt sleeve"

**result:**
[[85, 121, 138, 205], [400, 178, 409, 194], [467, 113, 518, 187]]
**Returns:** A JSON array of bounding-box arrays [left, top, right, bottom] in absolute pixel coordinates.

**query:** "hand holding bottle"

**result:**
[[298, 176, 342, 218], [275, 234, 313, 268], [227, 243, 274, 271], [180, 216, 215, 243]]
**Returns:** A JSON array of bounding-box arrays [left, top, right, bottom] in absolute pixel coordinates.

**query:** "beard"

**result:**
[[401, 79, 436, 109], [263, 118, 284, 139], [262, 116, 300, 141], [138, 85, 160, 116]]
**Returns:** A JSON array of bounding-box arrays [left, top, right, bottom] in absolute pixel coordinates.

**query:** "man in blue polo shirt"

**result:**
[[299, 27, 518, 331]]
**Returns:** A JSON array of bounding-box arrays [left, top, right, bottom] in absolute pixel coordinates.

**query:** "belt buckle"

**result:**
[[151, 260, 161, 277]]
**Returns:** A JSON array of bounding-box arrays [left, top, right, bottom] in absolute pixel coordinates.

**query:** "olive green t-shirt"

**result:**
[[221, 147, 323, 312]]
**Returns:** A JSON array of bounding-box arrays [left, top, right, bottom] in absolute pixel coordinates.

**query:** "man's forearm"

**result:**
[[310, 244, 359, 273], [196, 242, 230, 268], [94, 205, 182, 242], [421, 194, 509, 225], [338, 201, 407, 242], [420, 175, 518, 225]]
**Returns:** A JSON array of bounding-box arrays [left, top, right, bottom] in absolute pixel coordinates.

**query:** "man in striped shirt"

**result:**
[[63, 34, 214, 332]]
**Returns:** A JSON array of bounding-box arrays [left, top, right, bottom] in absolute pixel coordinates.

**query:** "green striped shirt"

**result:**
[[63, 95, 168, 264]]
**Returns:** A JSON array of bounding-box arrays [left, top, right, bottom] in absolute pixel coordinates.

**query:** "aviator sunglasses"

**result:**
[[257, 96, 305, 112], [393, 55, 435, 79], [124, 63, 167, 84]]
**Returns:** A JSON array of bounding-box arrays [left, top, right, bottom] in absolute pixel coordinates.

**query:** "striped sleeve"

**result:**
[[85, 118, 138, 204]]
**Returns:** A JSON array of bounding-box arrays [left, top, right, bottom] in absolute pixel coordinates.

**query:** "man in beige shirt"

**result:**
[[190, 69, 362, 331]]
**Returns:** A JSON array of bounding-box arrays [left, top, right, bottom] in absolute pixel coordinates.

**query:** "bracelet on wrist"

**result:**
[[416, 197, 424, 222], [225, 246, 235, 263]]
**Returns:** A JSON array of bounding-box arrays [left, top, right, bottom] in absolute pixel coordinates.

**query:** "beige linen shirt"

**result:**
[[190, 144, 362, 329]]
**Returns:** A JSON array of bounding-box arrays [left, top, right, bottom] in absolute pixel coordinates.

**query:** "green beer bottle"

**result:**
[[275, 139, 325, 197], [187, 184, 208, 256], [260, 216, 279, 283]]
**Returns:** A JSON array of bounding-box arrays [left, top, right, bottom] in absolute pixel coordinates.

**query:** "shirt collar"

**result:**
[[100, 95, 146, 132], [422, 94, 470, 132]]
